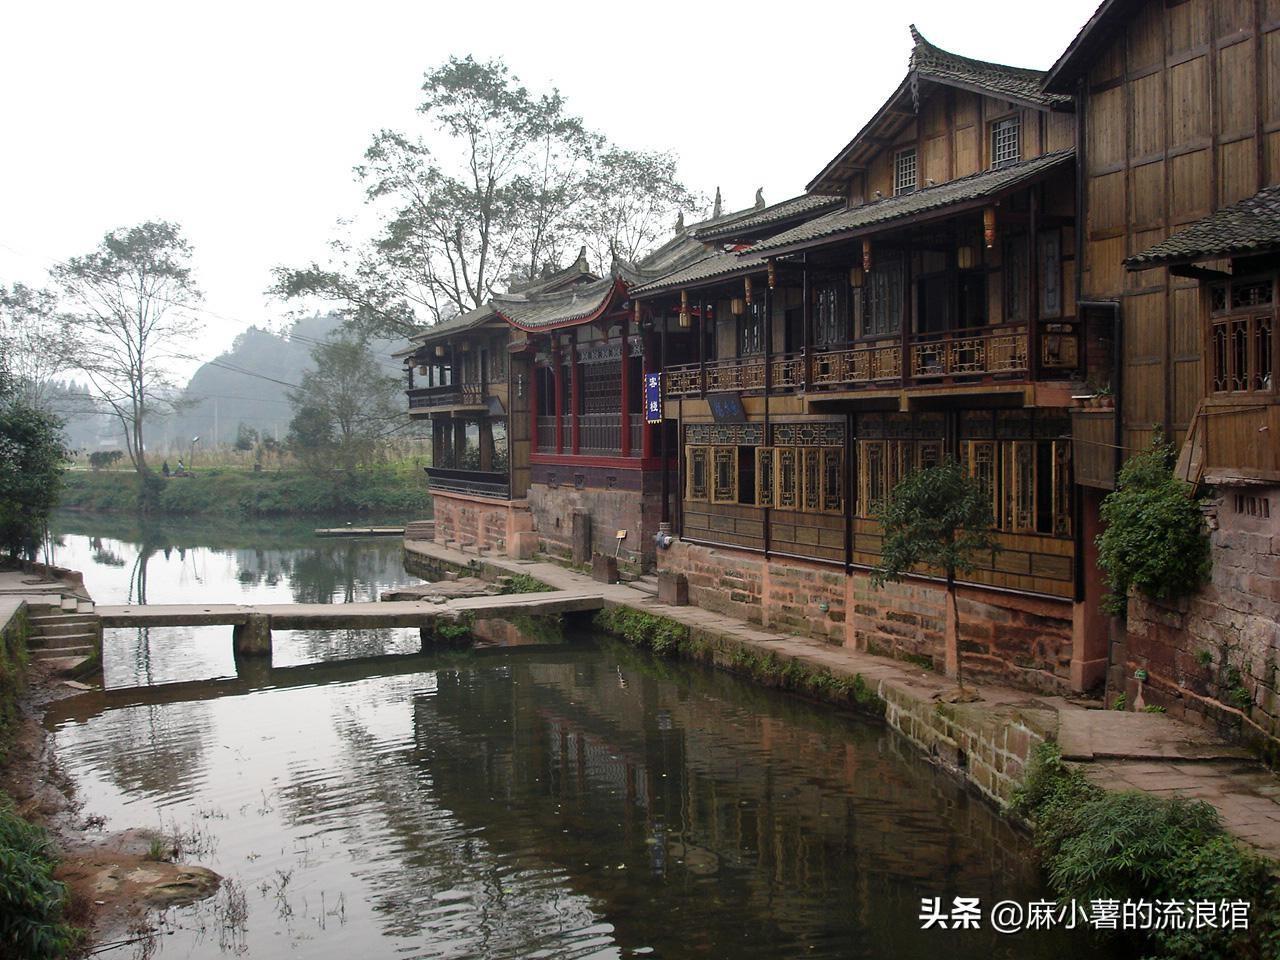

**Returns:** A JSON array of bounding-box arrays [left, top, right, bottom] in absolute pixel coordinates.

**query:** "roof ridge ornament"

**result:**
[[754, 188, 765, 209], [712, 187, 722, 220]]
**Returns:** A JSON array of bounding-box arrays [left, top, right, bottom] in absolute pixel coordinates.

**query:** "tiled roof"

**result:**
[[400, 303, 497, 353], [631, 250, 768, 297], [493, 276, 621, 330], [909, 26, 1070, 109], [1126, 184, 1280, 269], [690, 194, 844, 242], [756, 149, 1074, 254]]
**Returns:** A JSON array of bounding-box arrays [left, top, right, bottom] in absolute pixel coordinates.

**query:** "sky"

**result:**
[[1, 0, 1101, 380]]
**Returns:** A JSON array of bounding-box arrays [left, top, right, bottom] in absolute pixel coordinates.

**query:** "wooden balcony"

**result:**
[[909, 323, 1028, 381], [425, 466, 510, 499], [406, 381, 490, 412], [810, 341, 902, 388], [1201, 402, 1280, 483]]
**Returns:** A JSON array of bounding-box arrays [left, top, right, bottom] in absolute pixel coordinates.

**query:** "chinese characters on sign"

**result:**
[[645, 372, 663, 424], [918, 897, 1250, 933]]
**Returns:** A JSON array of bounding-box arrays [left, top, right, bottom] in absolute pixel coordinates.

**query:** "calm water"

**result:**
[[46, 515, 1105, 959]]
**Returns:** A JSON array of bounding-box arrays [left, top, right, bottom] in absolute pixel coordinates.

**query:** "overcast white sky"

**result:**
[[1, 0, 1100, 376]]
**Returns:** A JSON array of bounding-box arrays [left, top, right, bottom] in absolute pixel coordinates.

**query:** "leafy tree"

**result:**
[[287, 334, 403, 474], [1097, 440, 1210, 615], [53, 221, 203, 477], [872, 459, 998, 689], [0, 283, 69, 412], [0, 368, 68, 559], [274, 55, 697, 338], [87, 450, 125, 471], [234, 422, 259, 452]]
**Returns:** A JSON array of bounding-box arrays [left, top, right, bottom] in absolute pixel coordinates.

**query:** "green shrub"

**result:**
[[500, 573, 549, 595], [0, 800, 78, 958], [593, 607, 690, 657], [1015, 742, 1276, 960], [1097, 441, 1211, 615]]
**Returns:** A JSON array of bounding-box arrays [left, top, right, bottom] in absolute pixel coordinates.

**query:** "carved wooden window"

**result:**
[[858, 441, 885, 516], [1052, 440, 1073, 537], [1038, 230, 1062, 318], [756, 448, 775, 507], [991, 116, 1020, 168], [775, 448, 799, 510], [686, 446, 708, 501], [862, 257, 904, 337], [801, 448, 822, 512], [894, 148, 917, 196], [1005, 440, 1037, 532], [813, 283, 845, 347], [712, 446, 738, 503], [740, 300, 766, 356], [961, 440, 998, 521], [916, 440, 943, 472], [1003, 234, 1028, 323], [821, 448, 844, 513]]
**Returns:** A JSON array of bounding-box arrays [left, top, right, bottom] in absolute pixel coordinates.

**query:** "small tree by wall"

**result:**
[[872, 459, 998, 690], [1097, 441, 1210, 616]]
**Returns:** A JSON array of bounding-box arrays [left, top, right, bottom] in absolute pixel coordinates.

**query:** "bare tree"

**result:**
[[54, 221, 203, 475]]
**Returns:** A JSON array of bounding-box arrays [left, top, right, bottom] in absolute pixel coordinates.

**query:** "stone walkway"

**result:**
[[405, 538, 1280, 861]]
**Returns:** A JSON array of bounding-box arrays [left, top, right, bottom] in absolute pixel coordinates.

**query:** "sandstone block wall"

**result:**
[[528, 482, 663, 571], [431, 492, 531, 556], [1123, 486, 1280, 755], [661, 539, 1075, 695]]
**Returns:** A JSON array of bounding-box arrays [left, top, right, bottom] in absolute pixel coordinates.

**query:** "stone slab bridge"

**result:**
[[96, 592, 604, 659]]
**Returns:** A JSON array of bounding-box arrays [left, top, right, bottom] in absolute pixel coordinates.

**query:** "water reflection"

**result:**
[[50, 637, 1106, 960]]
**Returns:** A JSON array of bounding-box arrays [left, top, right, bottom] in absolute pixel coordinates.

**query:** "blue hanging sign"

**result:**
[[644, 372, 663, 424]]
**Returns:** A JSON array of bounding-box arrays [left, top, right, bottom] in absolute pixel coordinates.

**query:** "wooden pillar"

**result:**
[[698, 293, 707, 394], [643, 325, 655, 460], [529, 356, 540, 452], [1028, 186, 1041, 381], [570, 342, 581, 455], [431, 415, 445, 467], [620, 313, 632, 457], [802, 253, 812, 390], [553, 342, 564, 454], [479, 419, 494, 472], [453, 418, 466, 467]]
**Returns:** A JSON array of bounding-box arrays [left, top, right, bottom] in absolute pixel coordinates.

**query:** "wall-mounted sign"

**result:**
[[645, 372, 663, 424], [708, 392, 746, 423]]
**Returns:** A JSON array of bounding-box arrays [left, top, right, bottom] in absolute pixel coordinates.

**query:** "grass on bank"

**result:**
[[60, 462, 431, 518], [1014, 742, 1279, 960]]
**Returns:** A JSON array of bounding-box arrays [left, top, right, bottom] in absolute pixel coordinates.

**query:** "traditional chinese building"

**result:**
[[1045, 0, 1280, 742], [634, 28, 1101, 694]]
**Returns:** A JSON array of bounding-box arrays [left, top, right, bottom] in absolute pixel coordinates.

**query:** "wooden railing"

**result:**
[[771, 351, 806, 389], [407, 381, 488, 410], [910, 324, 1028, 380], [706, 355, 765, 393], [425, 467, 510, 499], [629, 418, 643, 457], [810, 341, 902, 387], [536, 416, 557, 453], [664, 363, 702, 397], [579, 413, 623, 456]]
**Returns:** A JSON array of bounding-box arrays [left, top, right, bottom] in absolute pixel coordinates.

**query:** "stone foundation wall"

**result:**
[[528, 481, 664, 571], [431, 491, 531, 556], [1122, 485, 1280, 757], [661, 539, 1075, 695]]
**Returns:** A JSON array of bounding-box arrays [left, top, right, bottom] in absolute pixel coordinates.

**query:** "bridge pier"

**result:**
[[232, 613, 272, 657]]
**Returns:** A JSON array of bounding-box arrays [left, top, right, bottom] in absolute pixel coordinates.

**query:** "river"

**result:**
[[43, 513, 1107, 959]]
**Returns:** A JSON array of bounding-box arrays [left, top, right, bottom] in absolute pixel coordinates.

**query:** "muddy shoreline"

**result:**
[[3, 659, 220, 955]]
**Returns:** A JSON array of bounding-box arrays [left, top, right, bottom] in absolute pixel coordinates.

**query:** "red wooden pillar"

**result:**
[[620, 314, 632, 458], [642, 329, 654, 460], [553, 342, 564, 455], [570, 342, 581, 455]]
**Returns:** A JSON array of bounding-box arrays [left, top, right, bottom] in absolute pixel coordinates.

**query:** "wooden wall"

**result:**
[[509, 354, 531, 498], [1080, 0, 1280, 457], [857, 88, 1071, 203]]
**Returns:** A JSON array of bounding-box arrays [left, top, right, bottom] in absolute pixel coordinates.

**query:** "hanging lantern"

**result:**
[[767, 261, 777, 289], [731, 297, 746, 316], [957, 245, 978, 270], [679, 289, 691, 328], [634, 299, 642, 325], [434, 344, 445, 358], [983, 207, 997, 249], [417, 364, 429, 375], [744, 276, 753, 305], [848, 266, 864, 288], [460, 341, 471, 352], [862, 239, 873, 273]]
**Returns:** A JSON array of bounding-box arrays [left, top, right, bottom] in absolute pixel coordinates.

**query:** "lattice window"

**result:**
[[813, 283, 845, 347], [686, 446, 708, 501], [756, 448, 775, 507], [1053, 440, 1073, 537], [1005, 441, 1038, 532], [917, 440, 943, 472], [991, 117, 1020, 168], [961, 440, 998, 521], [740, 300, 766, 356], [821, 448, 844, 513], [858, 441, 885, 516], [1004, 234, 1028, 323], [712, 446, 738, 503], [894, 148, 917, 196], [581, 361, 621, 414], [776, 448, 799, 510], [862, 256, 904, 337], [1039, 230, 1062, 319], [801, 448, 822, 512]]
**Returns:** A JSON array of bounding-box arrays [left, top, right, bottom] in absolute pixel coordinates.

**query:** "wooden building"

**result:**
[[1045, 0, 1280, 740], [634, 28, 1102, 694]]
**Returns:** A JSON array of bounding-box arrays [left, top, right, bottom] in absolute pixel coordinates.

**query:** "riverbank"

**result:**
[[59, 462, 432, 518], [406, 537, 1280, 954], [0, 567, 220, 957]]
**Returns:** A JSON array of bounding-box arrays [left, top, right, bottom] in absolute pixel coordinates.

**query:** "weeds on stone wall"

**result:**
[[1014, 742, 1279, 960], [498, 573, 550, 595], [1097, 441, 1211, 616], [0, 613, 30, 765], [425, 613, 475, 647], [593, 607, 690, 658], [0, 800, 80, 959]]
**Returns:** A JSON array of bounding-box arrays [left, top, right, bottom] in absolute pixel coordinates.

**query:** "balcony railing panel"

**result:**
[[536, 416, 557, 453], [629, 418, 643, 456], [706, 356, 765, 393], [810, 341, 902, 388], [909, 324, 1028, 380], [407, 381, 489, 410], [425, 466, 510, 499], [665, 363, 702, 397], [771, 351, 806, 389], [579, 413, 623, 457]]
